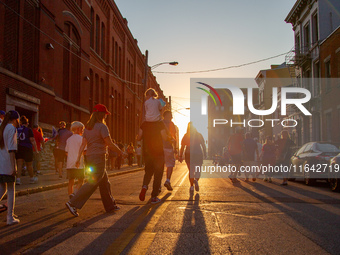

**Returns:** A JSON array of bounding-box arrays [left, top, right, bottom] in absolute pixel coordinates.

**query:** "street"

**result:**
[[1, 162, 340, 254]]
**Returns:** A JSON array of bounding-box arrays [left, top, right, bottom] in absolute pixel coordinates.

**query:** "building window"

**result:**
[[326, 112, 332, 141], [95, 74, 99, 104], [325, 60, 331, 92], [303, 70, 311, 91], [112, 37, 115, 67], [3, 0, 20, 73], [101, 78, 105, 104], [89, 69, 94, 109], [95, 15, 100, 53], [115, 42, 118, 74], [295, 33, 300, 55], [303, 23, 310, 52], [90, 8, 94, 49], [101, 23, 105, 59], [22, 1, 38, 82], [313, 62, 320, 96], [63, 22, 81, 105], [312, 12, 318, 44]]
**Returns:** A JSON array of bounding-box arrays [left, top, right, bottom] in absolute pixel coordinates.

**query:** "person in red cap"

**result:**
[[65, 104, 124, 217]]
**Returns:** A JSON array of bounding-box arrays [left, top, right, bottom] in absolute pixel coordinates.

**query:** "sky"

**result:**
[[115, 0, 297, 139]]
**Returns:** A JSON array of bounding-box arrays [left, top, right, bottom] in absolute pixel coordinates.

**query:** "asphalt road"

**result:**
[[1, 161, 340, 255]]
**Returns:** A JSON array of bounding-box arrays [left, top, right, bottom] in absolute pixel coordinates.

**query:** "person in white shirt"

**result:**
[[144, 88, 163, 122], [65, 121, 85, 200], [0, 110, 20, 225]]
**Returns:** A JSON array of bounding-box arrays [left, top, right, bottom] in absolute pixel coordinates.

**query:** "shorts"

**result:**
[[0, 174, 15, 183], [164, 147, 175, 168], [16, 145, 33, 162], [54, 149, 66, 163], [67, 168, 85, 180], [230, 153, 243, 164]]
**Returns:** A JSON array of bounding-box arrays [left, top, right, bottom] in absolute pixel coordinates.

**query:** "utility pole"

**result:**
[[142, 50, 148, 120]]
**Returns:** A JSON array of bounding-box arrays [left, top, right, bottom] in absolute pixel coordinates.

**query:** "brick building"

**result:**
[[0, 0, 167, 144], [320, 25, 340, 143]]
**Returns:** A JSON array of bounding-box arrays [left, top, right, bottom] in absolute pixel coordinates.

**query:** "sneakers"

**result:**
[[16, 178, 22, 185], [112, 204, 120, 211], [164, 181, 173, 191], [65, 202, 79, 217], [7, 216, 20, 226], [139, 185, 148, 201], [150, 197, 161, 204], [29, 177, 38, 184], [194, 179, 199, 192], [190, 186, 194, 192]]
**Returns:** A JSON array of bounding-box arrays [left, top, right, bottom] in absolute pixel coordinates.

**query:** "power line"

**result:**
[[153, 52, 290, 74], [1, 2, 292, 83]]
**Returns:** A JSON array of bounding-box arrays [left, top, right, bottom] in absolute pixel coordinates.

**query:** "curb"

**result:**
[[14, 167, 145, 198]]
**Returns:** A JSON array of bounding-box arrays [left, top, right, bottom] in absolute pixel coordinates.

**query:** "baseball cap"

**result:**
[[9, 110, 20, 120], [93, 104, 111, 115], [0, 110, 5, 115]]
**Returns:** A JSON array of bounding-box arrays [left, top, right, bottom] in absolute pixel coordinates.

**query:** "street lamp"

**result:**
[[151, 61, 179, 70]]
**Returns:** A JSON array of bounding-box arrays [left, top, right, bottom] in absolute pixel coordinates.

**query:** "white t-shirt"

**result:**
[[144, 97, 162, 122], [0, 124, 17, 176], [65, 134, 84, 169]]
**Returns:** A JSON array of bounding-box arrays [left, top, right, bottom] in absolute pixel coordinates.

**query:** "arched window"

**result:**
[[63, 22, 81, 105], [89, 69, 94, 109], [95, 74, 99, 104], [90, 8, 94, 48], [101, 23, 105, 59], [95, 15, 100, 53]]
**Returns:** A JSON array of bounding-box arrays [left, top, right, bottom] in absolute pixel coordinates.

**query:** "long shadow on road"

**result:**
[[173, 192, 212, 255], [235, 180, 340, 255]]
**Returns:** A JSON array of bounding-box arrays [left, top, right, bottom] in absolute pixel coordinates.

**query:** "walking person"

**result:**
[[137, 88, 167, 204], [65, 121, 85, 199], [0, 110, 20, 225], [16, 116, 39, 185], [65, 104, 123, 217], [55, 121, 72, 179], [115, 140, 124, 169], [163, 111, 177, 191], [108, 139, 118, 171], [136, 144, 142, 167], [276, 130, 295, 186], [32, 124, 45, 176], [126, 142, 135, 166], [261, 136, 276, 183], [178, 122, 206, 193], [243, 132, 259, 182], [227, 127, 244, 182]]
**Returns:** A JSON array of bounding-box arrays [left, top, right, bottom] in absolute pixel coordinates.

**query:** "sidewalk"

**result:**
[[14, 164, 144, 197]]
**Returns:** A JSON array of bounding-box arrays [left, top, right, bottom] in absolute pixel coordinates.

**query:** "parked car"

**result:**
[[289, 142, 340, 185], [329, 154, 340, 192]]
